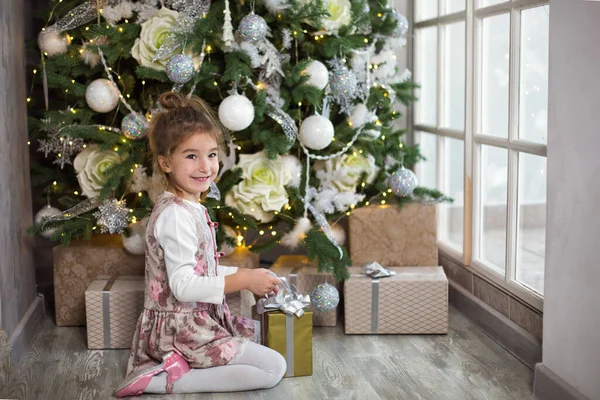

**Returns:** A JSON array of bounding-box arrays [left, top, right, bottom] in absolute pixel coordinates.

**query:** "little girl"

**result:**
[[115, 92, 286, 397]]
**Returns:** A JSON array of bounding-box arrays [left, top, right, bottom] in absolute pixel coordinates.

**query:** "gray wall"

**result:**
[[0, 0, 42, 387], [543, 1, 600, 399]]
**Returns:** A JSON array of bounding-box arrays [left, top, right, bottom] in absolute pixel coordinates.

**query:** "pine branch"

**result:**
[[304, 230, 351, 282]]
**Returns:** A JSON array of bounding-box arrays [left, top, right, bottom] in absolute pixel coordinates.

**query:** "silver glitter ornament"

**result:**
[[121, 112, 149, 140], [93, 199, 129, 234], [165, 54, 196, 84], [238, 13, 268, 42], [310, 283, 340, 313], [330, 65, 357, 99], [390, 10, 409, 38], [388, 167, 418, 197]]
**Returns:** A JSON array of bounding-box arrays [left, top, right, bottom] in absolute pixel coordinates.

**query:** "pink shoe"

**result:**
[[114, 351, 190, 397]]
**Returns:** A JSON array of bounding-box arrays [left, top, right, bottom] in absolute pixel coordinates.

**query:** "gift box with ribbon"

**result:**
[[271, 255, 341, 327], [54, 234, 145, 326], [255, 274, 313, 377], [344, 263, 448, 335], [85, 275, 145, 349]]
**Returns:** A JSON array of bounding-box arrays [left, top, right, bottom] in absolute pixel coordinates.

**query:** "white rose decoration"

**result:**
[[131, 8, 201, 71], [73, 145, 122, 198], [225, 152, 298, 223], [322, 0, 352, 34], [299, 0, 352, 35], [315, 152, 379, 193]]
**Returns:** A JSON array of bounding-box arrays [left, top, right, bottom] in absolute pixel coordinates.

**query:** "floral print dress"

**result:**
[[125, 193, 256, 376]]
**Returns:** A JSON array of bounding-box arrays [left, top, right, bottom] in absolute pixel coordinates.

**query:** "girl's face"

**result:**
[[158, 132, 219, 202]]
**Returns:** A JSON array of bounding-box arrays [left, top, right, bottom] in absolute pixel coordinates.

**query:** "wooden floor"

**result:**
[[1, 307, 533, 400]]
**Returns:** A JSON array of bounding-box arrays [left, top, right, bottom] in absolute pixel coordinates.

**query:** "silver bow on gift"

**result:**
[[362, 262, 397, 278], [256, 274, 310, 317]]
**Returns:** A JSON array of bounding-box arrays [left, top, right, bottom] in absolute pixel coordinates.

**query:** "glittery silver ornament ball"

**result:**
[[165, 54, 196, 84], [310, 283, 340, 313], [330, 65, 357, 98], [388, 167, 418, 197], [390, 10, 409, 38], [238, 13, 268, 42], [121, 112, 149, 140]]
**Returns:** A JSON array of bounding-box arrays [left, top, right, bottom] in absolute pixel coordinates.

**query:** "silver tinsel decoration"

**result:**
[[121, 112, 149, 140], [388, 167, 418, 197], [153, 0, 212, 61], [390, 10, 409, 38], [166, 53, 196, 84], [310, 283, 340, 312], [307, 203, 343, 260], [93, 199, 129, 234], [206, 182, 221, 201], [265, 98, 297, 145], [37, 130, 85, 169], [238, 13, 268, 42], [41, 197, 102, 224], [328, 58, 358, 114]]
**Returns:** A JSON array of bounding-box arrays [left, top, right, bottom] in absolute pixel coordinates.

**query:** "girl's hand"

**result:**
[[245, 268, 280, 297]]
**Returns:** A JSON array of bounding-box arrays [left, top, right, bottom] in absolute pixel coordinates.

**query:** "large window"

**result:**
[[413, 0, 548, 310]]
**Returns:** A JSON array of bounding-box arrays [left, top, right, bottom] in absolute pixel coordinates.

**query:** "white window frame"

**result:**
[[411, 0, 548, 311]]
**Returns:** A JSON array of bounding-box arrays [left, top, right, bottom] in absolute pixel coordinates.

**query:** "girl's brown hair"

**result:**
[[148, 92, 225, 190]]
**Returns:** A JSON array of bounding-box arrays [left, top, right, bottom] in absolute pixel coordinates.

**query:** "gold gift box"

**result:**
[[257, 308, 313, 377], [271, 255, 340, 327]]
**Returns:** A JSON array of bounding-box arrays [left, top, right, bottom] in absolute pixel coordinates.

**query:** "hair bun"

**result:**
[[158, 92, 188, 110]]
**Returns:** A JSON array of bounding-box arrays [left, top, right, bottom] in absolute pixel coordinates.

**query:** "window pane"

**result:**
[[479, 0, 507, 8], [443, 0, 465, 15], [440, 137, 464, 250], [442, 22, 465, 131], [480, 145, 507, 273], [516, 153, 546, 295], [415, 132, 437, 189], [416, 0, 438, 22], [415, 27, 438, 127], [480, 14, 509, 138], [519, 6, 549, 145]]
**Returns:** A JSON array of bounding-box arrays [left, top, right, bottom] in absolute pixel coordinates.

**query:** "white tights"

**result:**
[[144, 341, 286, 393]]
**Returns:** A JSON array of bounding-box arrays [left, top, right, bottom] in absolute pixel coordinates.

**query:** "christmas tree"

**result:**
[[28, 0, 447, 281]]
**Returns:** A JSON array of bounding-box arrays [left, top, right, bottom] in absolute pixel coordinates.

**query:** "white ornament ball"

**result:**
[[122, 222, 146, 255], [218, 94, 255, 131], [303, 61, 329, 90], [34, 205, 61, 239], [330, 224, 346, 246], [220, 226, 237, 257], [85, 79, 120, 113], [299, 115, 334, 150], [39, 30, 70, 56], [349, 103, 369, 128]]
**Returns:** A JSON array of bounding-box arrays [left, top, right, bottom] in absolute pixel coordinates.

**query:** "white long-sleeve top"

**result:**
[[154, 199, 238, 305]]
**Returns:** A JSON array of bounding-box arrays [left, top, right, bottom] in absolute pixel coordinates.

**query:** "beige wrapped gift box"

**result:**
[[271, 255, 341, 327], [348, 204, 438, 266], [85, 276, 145, 349], [344, 266, 448, 335], [219, 246, 260, 270], [54, 235, 145, 326]]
